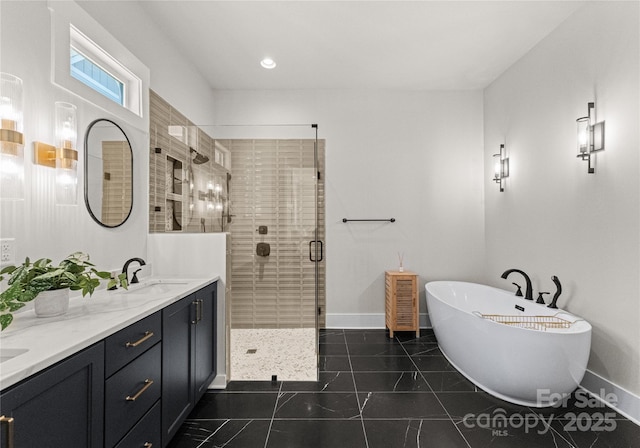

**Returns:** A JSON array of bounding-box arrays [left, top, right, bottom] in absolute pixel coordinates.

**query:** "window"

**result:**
[[70, 47, 124, 106], [50, 0, 149, 130], [68, 25, 142, 117]]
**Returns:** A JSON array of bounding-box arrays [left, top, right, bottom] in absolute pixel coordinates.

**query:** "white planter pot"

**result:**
[[34, 289, 70, 317]]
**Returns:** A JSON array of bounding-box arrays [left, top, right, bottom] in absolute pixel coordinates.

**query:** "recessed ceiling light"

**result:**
[[260, 58, 276, 69]]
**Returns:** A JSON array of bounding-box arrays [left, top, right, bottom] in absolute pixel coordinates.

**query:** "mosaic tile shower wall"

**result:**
[[224, 138, 326, 329]]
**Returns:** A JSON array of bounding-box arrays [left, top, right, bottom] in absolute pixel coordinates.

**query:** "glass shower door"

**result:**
[[205, 125, 324, 382]]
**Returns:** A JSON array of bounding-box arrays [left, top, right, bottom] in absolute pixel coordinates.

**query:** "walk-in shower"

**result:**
[[202, 124, 326, 382]]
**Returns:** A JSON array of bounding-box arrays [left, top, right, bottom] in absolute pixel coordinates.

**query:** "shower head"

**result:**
[[190, 147, 210, 164]]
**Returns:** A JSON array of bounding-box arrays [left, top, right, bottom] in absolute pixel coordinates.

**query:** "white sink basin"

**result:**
[[124, 280, 188, 296], [0, 348, 29, 364]]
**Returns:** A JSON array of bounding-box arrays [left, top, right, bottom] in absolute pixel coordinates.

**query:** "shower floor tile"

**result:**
[[230, 328, 317, 381], [168, 329, 640, 448]]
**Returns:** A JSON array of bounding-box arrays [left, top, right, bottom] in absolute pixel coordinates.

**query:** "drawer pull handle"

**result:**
[[126, 331, 154, 348], [143, 443, 153, 448], [0, 415, 15, 448], [125, 379, 154, 401]]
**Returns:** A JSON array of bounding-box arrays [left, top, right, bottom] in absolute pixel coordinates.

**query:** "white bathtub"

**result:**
[[425, 281, 591, 407]]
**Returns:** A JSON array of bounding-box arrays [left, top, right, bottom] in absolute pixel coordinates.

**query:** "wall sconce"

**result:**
[[34, 102, 78, 205], [0, 73, 25, 200], [576, 102, 605, 174], [492, 143, 509, 192]]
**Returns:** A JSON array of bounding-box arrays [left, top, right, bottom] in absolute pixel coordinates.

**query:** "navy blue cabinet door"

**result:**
[[162, 293, 195, 446], [162, 281, 217, 447], [194, 282, 216, 402], [0, 342, 105, 448]]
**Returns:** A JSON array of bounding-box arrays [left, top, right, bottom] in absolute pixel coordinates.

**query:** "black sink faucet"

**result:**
[[501, 269, 533, 300], [122, 258, 146, 284]]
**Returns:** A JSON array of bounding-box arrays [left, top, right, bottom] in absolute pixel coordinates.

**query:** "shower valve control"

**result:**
[[258, 226, 268, 235]]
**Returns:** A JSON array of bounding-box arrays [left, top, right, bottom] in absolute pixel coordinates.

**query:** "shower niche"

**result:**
[[166, 155, 183, 231]]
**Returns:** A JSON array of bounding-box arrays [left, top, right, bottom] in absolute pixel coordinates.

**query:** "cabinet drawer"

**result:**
[[114, 400, 161, 448], [106, 312, 162, 377], [105, 343, 161, 447]]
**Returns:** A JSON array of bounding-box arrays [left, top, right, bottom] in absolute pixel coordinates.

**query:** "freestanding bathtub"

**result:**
[[425, 281, 591, 407]]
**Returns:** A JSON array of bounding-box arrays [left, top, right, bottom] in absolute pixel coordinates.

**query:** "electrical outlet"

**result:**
[[0, 238, 16, 266]]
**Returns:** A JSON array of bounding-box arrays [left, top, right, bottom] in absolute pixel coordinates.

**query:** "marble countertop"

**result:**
[[0, 276, 219, 390]]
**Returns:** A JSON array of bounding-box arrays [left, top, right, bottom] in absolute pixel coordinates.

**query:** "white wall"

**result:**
[[483, 1, 639, 396], [0, 1, 149, 273], [212, 89, 486, 326], [0, 0, 219, 277], [77, 0, 217, 126]]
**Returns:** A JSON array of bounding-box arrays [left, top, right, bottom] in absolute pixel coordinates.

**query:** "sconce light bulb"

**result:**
[[207, 181, 214, 191], [215, 202, 223, 211], [578, 130, 588, 147], [0, 97, 13, 119], [0, 155, 20, 175], [57, 170, 77, 186], [61, 122, 75, 141]]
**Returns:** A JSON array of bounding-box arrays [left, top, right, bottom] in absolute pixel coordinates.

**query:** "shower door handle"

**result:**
[[309, 240, 323, 262]]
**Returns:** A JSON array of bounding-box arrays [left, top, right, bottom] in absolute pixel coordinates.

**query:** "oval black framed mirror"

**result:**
[[84, 119, 133, 228]]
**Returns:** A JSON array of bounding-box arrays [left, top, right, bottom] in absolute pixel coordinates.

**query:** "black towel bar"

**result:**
[[342, 218, 395, 223]]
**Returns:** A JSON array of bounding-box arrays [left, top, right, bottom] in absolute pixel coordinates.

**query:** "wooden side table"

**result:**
[[385, 270, 419, 338]]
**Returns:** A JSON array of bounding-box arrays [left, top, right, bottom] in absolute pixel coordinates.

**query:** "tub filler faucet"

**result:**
[[548, 276, 562, 309], [501, 269, 533, 300]]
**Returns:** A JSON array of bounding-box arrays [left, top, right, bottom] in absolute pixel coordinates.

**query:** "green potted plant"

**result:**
[[0, 252, 127, 330]]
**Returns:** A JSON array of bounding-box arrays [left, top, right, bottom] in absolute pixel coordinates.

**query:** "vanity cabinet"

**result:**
[[104, 312, 162, 448], [0, 343, 105, 447], [0, 281, 217, 448], [162, 282, 216, 446]]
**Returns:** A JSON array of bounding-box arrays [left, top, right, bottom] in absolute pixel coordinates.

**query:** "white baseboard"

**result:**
[[325, 313, 384, 328], [580, 369, 640, 426], [325, 313, 432, 329]]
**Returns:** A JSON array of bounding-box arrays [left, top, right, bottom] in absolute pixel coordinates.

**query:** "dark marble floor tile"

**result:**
[[437, 391, 532, 421], [320, 343, 348, 356], [422, 371, 477, 392], [318, 330, 347, 344], [550, 417, 640, 448], [350, 356, 417, 372], [274, 392, 361, 419], [166, 419, 270, 448], [267, 419, 367, 448], [319, 355, 351, 371], [359, 392, 448, 419], [364, 419, 470, 448], [345, 329, 397, 344], [354, 371, 431, 392], [347, 343, 409, 356], [189, 392, 278, 419], [224, 381, 281, 392], [411, 355, 455, 372], [456, 420, 573, 448], [397, 330, 438, 344], [281, 371, 355, 392], [402, 342, 441, 356]]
